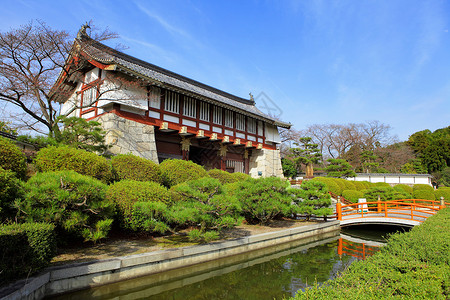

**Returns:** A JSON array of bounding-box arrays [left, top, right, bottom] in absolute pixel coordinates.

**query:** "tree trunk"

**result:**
[[305, 163, 314, 178]]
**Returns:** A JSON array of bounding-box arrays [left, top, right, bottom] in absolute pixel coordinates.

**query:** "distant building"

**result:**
[[347, 173, 432, 186], [51, 29, 291, 177]]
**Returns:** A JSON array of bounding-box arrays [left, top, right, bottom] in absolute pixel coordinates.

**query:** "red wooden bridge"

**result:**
[[336, 199, 448, 227]]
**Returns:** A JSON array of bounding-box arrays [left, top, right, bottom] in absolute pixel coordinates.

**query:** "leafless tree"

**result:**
[[300, 121, 396, 160], [0, 20, 121, 134]]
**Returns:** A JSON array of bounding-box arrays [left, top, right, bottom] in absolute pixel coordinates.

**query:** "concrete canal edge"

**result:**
[[0, 221, 340, 300]]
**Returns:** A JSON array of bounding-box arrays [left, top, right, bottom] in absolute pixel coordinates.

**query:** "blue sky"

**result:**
[[1, 0, 449, 141]]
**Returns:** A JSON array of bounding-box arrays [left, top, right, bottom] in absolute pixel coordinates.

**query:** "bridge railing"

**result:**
[[336, 199, 447, 222], [337, 238, 379, 260]]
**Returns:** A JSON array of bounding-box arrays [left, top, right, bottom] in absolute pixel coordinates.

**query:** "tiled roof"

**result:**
[[77, 36, 291, 128]]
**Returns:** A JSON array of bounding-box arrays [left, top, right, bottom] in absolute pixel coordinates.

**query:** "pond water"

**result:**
[[49, 225, 409, 300]]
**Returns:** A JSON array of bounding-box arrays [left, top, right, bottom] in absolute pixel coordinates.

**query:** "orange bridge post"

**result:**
[[336, 202, 342, 221]]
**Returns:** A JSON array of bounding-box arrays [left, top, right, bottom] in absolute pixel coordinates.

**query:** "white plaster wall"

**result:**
[[347, 174, 431, 186], [98, 73, 147, 111], [264, 124, 281, 144], [60, 82, 82, 117]]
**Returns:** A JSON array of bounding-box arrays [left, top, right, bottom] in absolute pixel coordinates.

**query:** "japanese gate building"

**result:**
[[53, 30, 291, 177]]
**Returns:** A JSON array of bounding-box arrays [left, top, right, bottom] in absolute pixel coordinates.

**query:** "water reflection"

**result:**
[[49, 226, 406, 300]]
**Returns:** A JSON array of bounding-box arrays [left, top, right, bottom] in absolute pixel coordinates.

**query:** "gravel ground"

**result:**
[[51, 219, 317, 265]]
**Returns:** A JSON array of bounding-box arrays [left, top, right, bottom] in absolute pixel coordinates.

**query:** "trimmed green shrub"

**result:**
[[413, 183, 434, 192], [0, 222, 56, 284], [392, 190, 412, 200], [359, 181, 372, 189], [352, 181, 367, 191], [363, 186, 396, 202], [413, 189, 436, 200], [435, 188, 450, 201], [342, 190, 364, 203], [169, 178, 242, 237], [208, 169, 236, 184], [131, 201, 170, 233], [17, 171, 113, 242], [228, 177, 294, 225], [230, 172, 252, 181], [293, 207, 450, 299], [394, 184, 413, 195], [111, 153, 162, 183], [310, 177, 341, 195], [332, 178, 346, 194], [373, 182, 391, 188], [159, 159, 207, 187], [294, 180, 332, 219], [337, 178, 356, 191], [34, 146, 113, 183], [0, 136, 27, 180], [106, 180, 170, 231], [0, 167, 23, 221]]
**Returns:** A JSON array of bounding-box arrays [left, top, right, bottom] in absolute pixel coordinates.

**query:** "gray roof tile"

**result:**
[[78, 37, 291, 128]]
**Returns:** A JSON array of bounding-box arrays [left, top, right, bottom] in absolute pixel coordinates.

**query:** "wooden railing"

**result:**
[[337, 238, 379, 260], [336, 199, 448, 222]]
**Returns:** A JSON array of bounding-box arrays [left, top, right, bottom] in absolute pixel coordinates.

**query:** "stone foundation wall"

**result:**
[[95, 113, 159, 163], [248, 147, 284, 178]]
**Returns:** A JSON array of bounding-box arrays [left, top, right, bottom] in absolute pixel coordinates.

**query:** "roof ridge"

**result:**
[[78, 36, 255, 105]]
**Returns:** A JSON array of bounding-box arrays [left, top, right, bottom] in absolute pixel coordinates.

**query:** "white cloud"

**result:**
[[121, 35, 177, 64]]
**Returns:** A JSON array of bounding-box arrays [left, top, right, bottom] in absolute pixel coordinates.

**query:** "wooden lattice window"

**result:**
[[213, 106, 222, 125], [164, 90, 179, 113], [199, 101, 210, 121], [236, 113, 245, 131], [183, 96, 196, 118]]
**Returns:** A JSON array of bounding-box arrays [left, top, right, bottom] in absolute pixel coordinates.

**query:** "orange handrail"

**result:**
[[336, 199, 447, 223]]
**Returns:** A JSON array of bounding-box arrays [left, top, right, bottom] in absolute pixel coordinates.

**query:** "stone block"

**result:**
[[247, 230, 288, 243], [50, 259, 121, 281], [120, 248, 183, 268]]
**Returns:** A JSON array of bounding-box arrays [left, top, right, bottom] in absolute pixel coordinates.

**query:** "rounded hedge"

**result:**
[[363, 186, 396, 202], [159, 159, 207, 187], [230, 172, 252, 181], [413, 189, 435, 200], [0, 222, 56, 284], [435, 188, 450, 201], [17, 171, 113, 242], [373, 182, 392, 188], [106, 180, 170, 229], [310, 177, 341, 195], [413, 184, 434, 192], [352, 181, 368, 191], [0, 137, 27, 180], [111, 153, 162, 183], [338, 178, 356, 191], [342, 190, 364, 203], [208, 169, 236, 184], [394, 184, 413, 195], [0, 167, 23, 221], [34, 146, 113, 183]]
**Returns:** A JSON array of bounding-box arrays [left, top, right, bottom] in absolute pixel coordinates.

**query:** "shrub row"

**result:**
[[0, 222, 56, 285], [293, 207, 450, 299], [0, 137, 27, 180], [310, 176, 448, 202]]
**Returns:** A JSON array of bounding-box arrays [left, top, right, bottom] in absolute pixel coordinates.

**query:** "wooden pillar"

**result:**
[[218, 144, 227, 171], [180, 137, 191, 161], [244, 150, 250, 174]]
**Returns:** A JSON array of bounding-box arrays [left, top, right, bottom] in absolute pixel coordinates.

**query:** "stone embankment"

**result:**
[[0, 221, 339, 300]]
